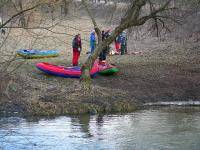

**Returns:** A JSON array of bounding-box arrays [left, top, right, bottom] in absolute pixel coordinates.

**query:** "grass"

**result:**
[[1, 40, 199, 117], [0, 10, 199, 116]]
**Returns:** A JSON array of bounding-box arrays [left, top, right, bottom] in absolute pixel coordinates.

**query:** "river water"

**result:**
[[0, 107, 200, 150]]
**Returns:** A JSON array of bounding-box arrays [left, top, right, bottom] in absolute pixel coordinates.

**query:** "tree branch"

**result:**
[[135, 0, 172, 26], [81, 0, 101, 42], [0, 2, 46, 29]]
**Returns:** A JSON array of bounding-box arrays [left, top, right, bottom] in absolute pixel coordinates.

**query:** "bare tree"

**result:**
[[80, 0, 173, 86], [0, 0, 199, 86], [61, 0, 72, 16]]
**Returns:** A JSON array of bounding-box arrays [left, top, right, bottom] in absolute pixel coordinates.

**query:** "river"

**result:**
[[0, 107, 200, 150]]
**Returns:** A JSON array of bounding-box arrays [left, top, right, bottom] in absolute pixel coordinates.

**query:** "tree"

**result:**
[[80, 0, 173, 86], [0, 0, 199, 86], [61, 0, 72, 16]]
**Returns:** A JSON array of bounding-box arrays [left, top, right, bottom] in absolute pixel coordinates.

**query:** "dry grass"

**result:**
[[0, 3, 199, 116], [1, 37, 198, 116]]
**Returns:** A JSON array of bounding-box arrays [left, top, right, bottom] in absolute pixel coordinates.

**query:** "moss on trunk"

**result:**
[[80, 65, 92, 90]]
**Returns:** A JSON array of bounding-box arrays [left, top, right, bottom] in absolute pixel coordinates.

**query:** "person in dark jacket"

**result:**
[[99, 30, 110, 64], [121, 31, 127, 55], [72, 34, 82, 66]]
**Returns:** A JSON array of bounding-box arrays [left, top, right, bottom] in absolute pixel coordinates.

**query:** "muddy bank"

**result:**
[[0, 75, 137, 117]]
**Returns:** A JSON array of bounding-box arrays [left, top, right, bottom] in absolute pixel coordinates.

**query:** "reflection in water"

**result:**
[[0, 107, 200, 150], [71, 114, 92, 138], [96, 114, 104, 127]]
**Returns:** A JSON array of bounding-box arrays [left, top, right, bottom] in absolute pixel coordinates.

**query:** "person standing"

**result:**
[[89, 30, 96, 54], [72, 34, 82, 66], [115, 33, 122, 54], [99, 30, 110, 64], [121, 31, 127, 55]]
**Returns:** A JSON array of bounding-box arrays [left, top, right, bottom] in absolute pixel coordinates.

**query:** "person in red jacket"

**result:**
[[72, 34, 82, 66], [115, 33, 122, 54]]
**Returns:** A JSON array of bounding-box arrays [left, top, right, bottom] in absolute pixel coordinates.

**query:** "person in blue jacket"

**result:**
[[89, 30, 96, 54]]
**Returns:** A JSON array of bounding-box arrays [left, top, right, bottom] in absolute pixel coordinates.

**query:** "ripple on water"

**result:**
[[0, 107, 200, 150]]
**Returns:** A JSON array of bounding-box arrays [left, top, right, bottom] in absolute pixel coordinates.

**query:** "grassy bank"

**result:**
[[0, 2, 199, 117], [0, 38, 199, 117]]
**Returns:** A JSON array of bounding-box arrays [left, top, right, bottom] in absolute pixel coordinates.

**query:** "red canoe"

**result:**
[[36, 62, 99, 78], [36, 61, 119, 78]]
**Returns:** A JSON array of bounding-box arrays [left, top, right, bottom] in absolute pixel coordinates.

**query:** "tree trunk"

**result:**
[[18, 0, 27, 28], [81, 26, 124, 83], [80, 62, 92, 90], [62, 0, 70, 16]]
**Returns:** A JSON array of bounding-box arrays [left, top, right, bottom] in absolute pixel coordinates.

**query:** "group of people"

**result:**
[[71, 29, 127, 66]]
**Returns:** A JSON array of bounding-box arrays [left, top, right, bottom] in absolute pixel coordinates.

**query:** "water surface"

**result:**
[[0, 107, 200, 150]]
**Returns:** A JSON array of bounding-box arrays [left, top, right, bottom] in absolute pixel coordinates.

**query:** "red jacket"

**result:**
[[72, 36, 82, 52]]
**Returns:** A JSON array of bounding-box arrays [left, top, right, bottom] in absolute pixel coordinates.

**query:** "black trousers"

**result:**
[[99, 49, 107, 61]]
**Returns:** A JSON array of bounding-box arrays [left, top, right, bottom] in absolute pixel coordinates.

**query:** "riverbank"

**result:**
[[0, 1, 199, 117], [0, 36, 199, 117]]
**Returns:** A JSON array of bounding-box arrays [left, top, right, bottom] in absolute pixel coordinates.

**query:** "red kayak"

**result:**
[[36, 61, 119, 78], [36, 62, 99, 78]]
